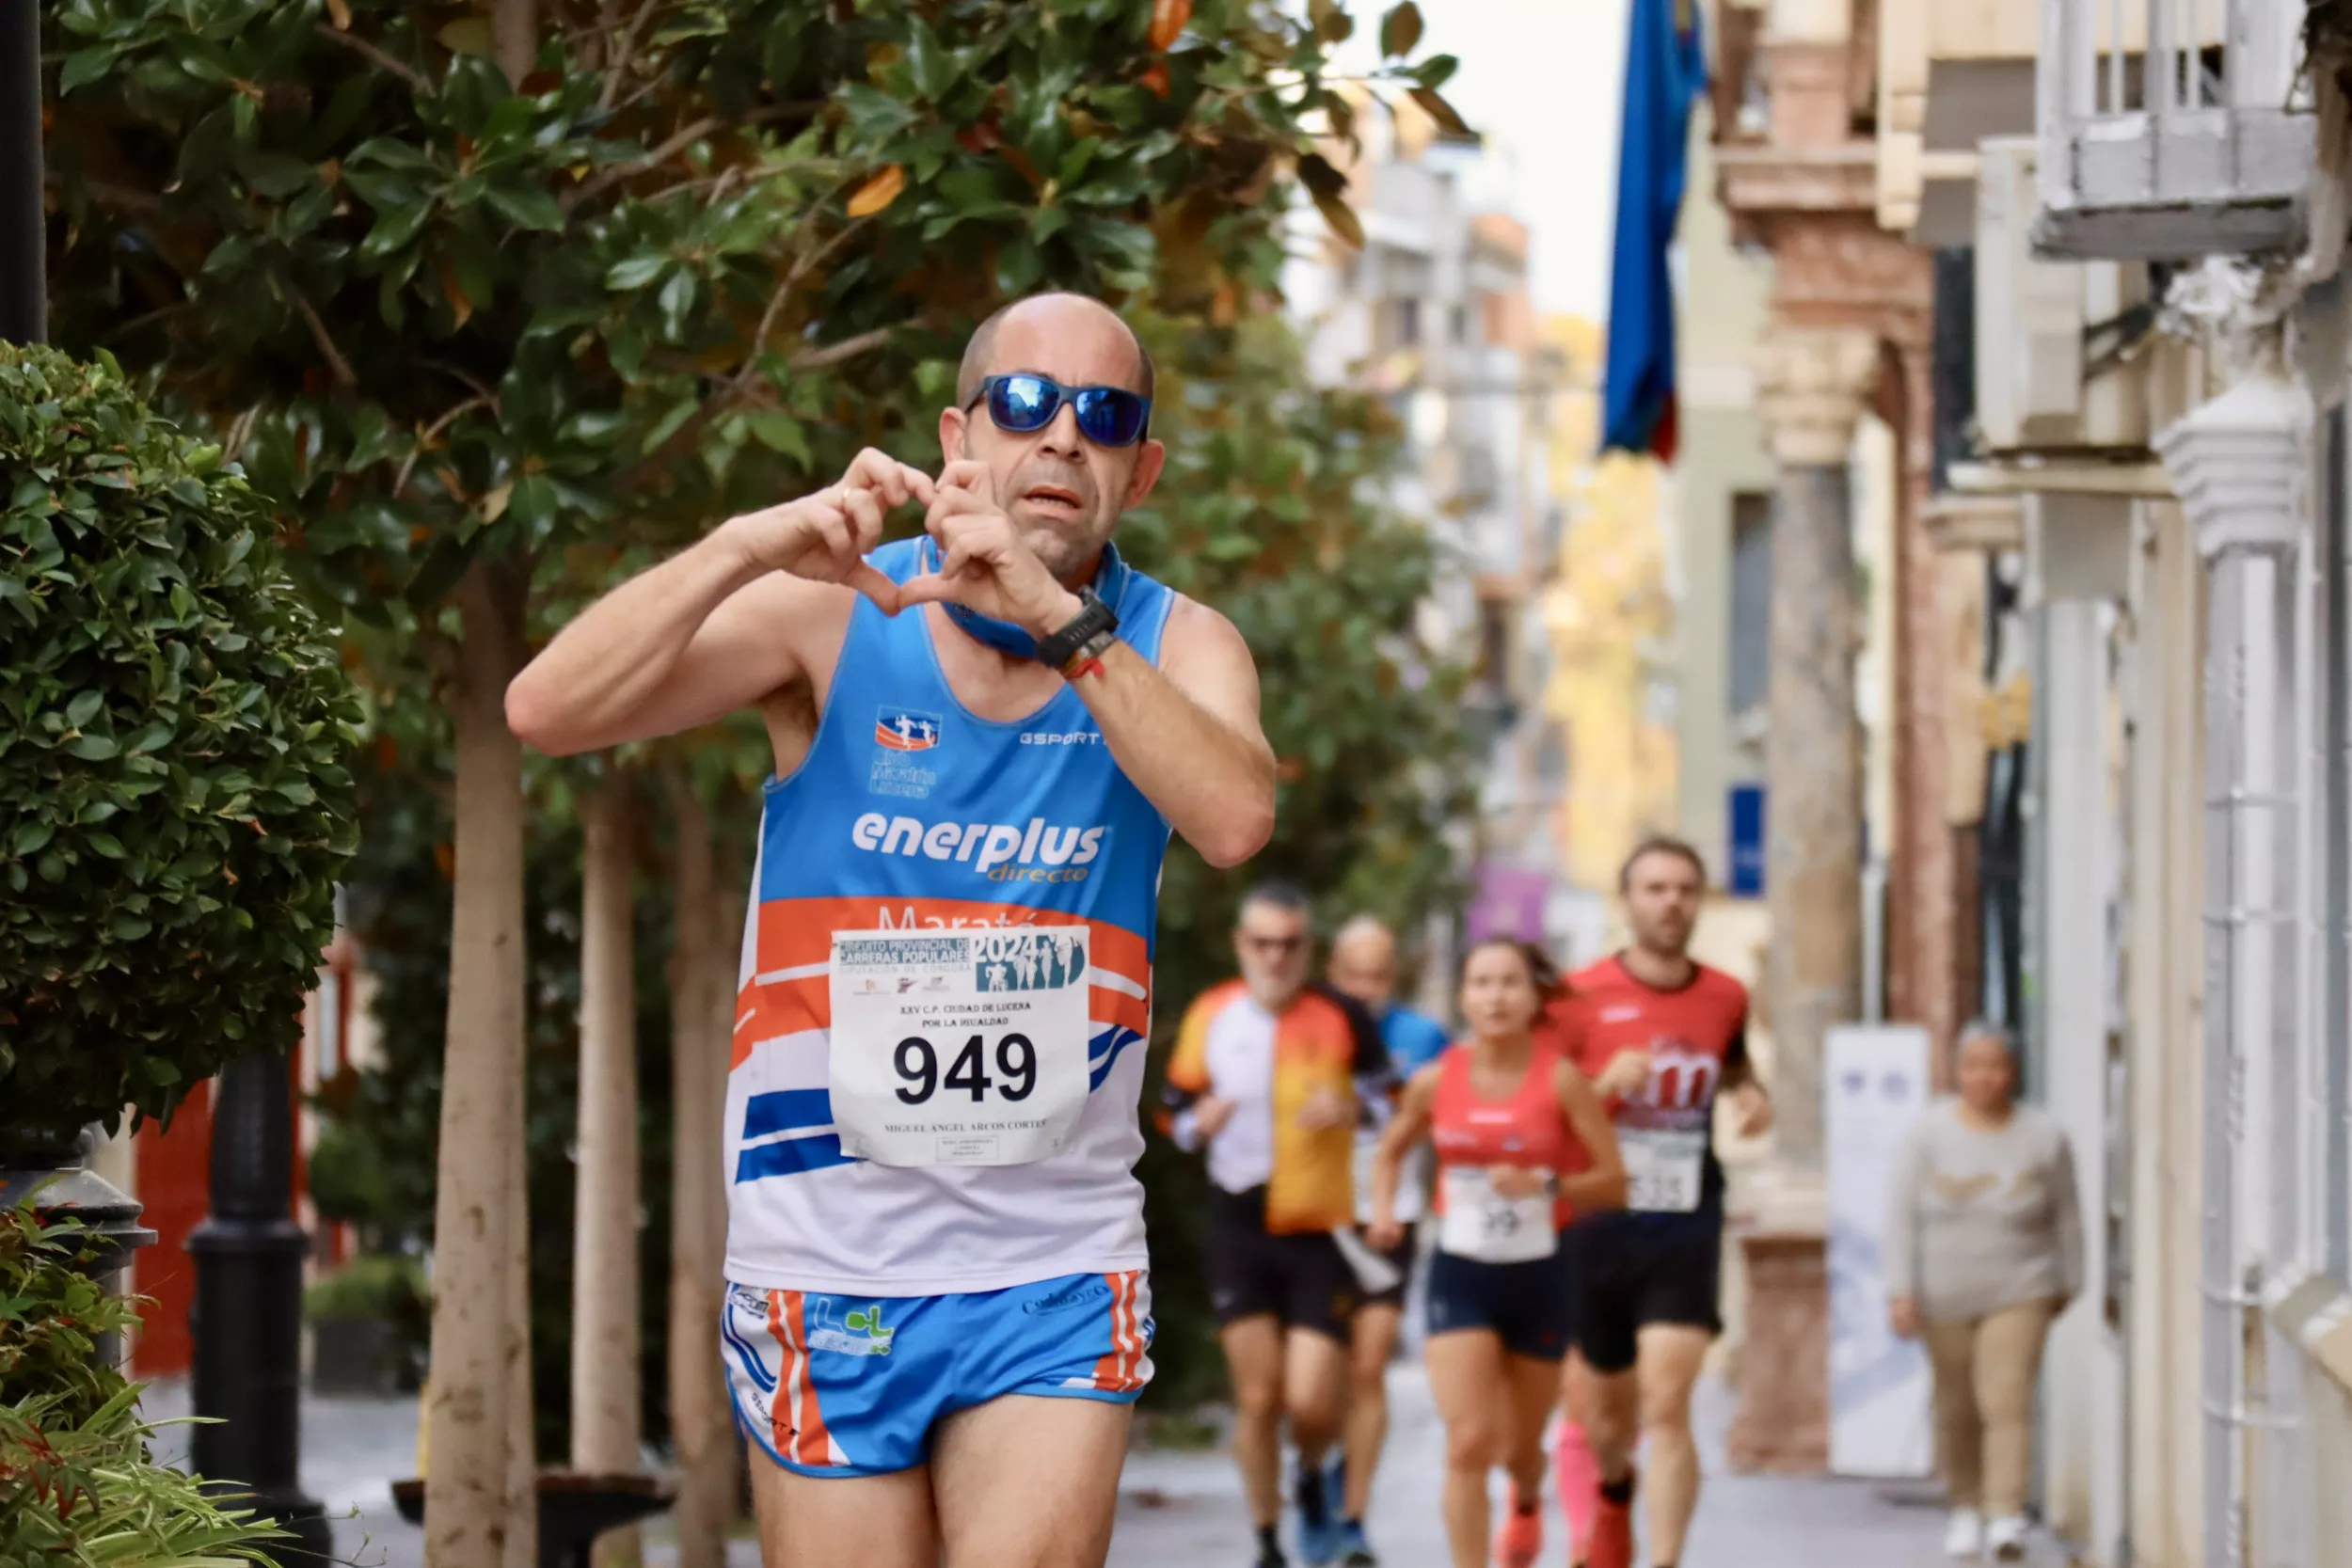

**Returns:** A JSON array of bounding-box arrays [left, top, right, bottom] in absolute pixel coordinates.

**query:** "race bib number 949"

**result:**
[[828, 927, 1091, 1167]]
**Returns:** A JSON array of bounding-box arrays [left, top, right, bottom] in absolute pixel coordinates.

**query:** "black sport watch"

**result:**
[[1035, 587, 1120, 669]]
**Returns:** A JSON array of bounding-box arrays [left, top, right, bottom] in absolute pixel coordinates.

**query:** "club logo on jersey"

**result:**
[[851, 811, 1108, 883], [974, 928, 1087, 992], [875, 708, 942, 752], [869, 708, 943, 800]]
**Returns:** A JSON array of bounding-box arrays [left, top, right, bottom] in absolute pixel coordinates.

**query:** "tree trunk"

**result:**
[[665, 774, 739, 1567], [425, 560, 536, 1568], [1762, 461, 1865, 1169], [574, 769, 643, 1567]]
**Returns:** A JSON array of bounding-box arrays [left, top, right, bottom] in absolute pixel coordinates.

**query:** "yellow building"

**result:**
[[1537, 314, 1677, 901]]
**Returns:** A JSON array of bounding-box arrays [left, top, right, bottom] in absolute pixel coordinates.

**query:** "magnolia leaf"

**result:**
[[847, 164, 907, 217], [606, 255, 670, 291], [1408, 86, 1473, 137], [437, 18, 494, 57], [480, 482, 514, 523], [1296, 150, 1348, 200], [1379, 2, 1423, 58], [1312, 188, 1364, 249], [1150, 0, 1194, 52], [1413, 53, 1460, 90]]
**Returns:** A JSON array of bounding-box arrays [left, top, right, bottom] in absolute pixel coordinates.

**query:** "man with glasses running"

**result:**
[[1319, 916, 1451, 1566], [1164, 886, 1392, 1568], [506, 292, 1275, 1568]]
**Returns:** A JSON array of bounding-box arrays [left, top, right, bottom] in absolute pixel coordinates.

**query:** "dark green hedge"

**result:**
[[0, 344, 361, 1144]]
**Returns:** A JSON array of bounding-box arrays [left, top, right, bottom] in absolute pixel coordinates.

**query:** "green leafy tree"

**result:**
[[0, 344, 359, 1150], [1120, 312, 1474, 1402], [46, 0, 1463, 1547]]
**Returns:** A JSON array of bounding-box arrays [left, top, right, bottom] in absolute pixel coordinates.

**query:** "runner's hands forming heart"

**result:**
[[898, 460, 1085, 636], [724, 448, 933, 611]]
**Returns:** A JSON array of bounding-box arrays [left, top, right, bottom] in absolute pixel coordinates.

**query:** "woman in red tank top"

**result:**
[[1365, 939, 1625, 1568]]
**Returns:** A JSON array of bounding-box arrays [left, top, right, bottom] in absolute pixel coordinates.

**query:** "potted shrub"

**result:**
[[304, 1252, 426, 1398], [0, 342, 359, 1176]]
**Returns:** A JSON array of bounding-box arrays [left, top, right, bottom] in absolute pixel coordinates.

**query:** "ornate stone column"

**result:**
[[2153, 356, 2312, 1568], [1726, 324, 1878, 1474]]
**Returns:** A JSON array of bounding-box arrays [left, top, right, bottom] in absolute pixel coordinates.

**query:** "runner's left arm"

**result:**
[[1070, 595, 1275, 868], [1721, 1013, 1773, 1136], [1553, 1059, 1629, 1212], [896, 465, 1275, 866]]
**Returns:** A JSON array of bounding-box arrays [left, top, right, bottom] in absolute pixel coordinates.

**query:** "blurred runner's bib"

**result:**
[[1621, 1127, 1706, 1213], [829, 927, 1091, 1166], [1438, 1168, 1558, 1263]]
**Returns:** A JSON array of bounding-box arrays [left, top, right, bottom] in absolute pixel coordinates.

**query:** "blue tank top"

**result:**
[[723, 538, 1177, 1294]]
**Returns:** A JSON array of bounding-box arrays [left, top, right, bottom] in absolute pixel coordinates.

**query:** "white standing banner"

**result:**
[[1826, 1022, 1935, 1478]]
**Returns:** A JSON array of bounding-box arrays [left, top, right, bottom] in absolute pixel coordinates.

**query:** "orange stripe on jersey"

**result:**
[[734, 895, 1154, 1069]]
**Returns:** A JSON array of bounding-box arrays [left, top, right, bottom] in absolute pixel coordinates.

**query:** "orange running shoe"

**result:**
[[1493, 1497, 1543, 1568], [1583, 1477, 1635, 1568]]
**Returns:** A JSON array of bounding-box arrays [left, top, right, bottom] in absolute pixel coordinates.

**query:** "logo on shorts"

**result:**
[[805, 1299, 896, 1357], [875, 708, 942, 752], [1023, 1278, 1113, 1317]]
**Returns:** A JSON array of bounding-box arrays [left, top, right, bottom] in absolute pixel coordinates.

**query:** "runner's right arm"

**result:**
[[505, 451, 931, 754], [1366, 1065, 1440, 1245], [1159, 990, 1225, 1150]]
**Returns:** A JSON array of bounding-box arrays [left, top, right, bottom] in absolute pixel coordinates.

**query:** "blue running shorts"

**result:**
[[721, 1270, 1154, 1478]]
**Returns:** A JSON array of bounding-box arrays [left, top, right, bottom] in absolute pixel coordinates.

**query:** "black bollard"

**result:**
[[0, 0, 47, 346], [0, 1129, 159, 1370], [189, 1052, 334, 1562]]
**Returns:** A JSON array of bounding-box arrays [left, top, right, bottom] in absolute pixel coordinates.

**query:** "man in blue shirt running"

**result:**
[[1320, 916, 1452, 1567]]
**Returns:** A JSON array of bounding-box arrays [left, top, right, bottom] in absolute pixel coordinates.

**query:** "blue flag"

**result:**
[[1601, 0, 1708, 463]]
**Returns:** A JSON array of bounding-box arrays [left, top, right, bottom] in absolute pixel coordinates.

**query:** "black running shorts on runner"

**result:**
[[1568, 1212, 1724, 1374], [1206, 1186, 1360, 1340], [1423, 1238, 1578, 1362], [1352, 1227, 1418, 1311]]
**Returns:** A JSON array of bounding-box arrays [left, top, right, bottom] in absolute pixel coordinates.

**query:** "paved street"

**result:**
[[142, 1367, 2062, 1567]]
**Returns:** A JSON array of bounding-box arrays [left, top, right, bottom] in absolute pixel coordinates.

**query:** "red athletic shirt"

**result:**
[[1538, 954, 1749, 1220], [1428, 1042, 1586, 1229]]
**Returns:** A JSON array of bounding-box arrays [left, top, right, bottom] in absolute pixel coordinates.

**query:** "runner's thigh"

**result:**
[[1633, 1322, 1711, 1418], [931, 1393, 1135, 1568], [751, 1452, 936, 1568]]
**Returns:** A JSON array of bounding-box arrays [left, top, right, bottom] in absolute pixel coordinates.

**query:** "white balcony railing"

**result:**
[[2038, 0, 2314, 259]]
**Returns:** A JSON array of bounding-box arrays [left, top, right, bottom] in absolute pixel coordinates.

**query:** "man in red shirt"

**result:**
[[1544, 837, 1771, 1568]]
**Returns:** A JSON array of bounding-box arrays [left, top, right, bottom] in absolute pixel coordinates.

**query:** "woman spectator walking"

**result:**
[[1885, 1022, 2084, 1562]]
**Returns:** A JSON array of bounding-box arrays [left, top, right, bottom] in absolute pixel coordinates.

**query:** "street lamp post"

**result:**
[[2, 0, 47, 346], [188, 1052, 333, 1561]]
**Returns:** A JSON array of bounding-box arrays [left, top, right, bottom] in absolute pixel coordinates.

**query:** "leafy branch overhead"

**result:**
[[49, 0, 1467, 642]]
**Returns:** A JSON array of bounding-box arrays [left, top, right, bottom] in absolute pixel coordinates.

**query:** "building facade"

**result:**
[[1285, 98, 1572, 977], [1702, 0, 2352, 1560]]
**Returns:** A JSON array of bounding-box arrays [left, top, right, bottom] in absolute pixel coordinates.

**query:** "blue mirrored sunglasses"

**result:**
[[967, 373, 1152, 448]]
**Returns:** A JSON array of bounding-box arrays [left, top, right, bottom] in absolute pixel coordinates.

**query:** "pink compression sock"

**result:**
[[1553, 1415, 1599, 1557]]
